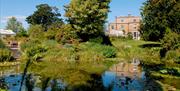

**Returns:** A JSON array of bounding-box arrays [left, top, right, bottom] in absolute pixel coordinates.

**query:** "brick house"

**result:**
[[108, 15, 141, 40]]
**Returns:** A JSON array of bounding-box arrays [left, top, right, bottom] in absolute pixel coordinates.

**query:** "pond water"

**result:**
[[0, 59, 146, 91]]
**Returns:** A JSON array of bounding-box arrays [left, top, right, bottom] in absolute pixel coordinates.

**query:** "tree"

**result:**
[[140, 0, 180, 41], [26, 4, 63, 31], [65, 0, 111, 41], [6, 17, 24, 33], [161, 28, 180, 51], [16, 27, 28, 37], [28, 25, 45, 39]]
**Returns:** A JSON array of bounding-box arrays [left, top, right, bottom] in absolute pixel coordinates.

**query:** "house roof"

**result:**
[[0, 29, 16, 35]]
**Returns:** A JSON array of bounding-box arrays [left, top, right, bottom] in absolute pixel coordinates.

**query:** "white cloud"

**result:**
[[1, 15, 27, 23], [0, 15, 28, 28]]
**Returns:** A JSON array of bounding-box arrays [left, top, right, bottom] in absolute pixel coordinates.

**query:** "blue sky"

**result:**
[[0, 0, 145, 29]]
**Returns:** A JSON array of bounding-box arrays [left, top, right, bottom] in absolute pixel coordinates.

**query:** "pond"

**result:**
[[0, 59, 146, 91]]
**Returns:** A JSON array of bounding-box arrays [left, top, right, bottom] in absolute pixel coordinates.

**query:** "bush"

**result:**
[[102, 46, 117, 58], [28, 25, 45, 39], [0, 40, 13, 62], [127, 32, 133, 40], [25, 45, 48, 61], [55, 24, 78, 44], [45, 23, 63, 40], [161, 30, 180, 51], [83, 42, 117, 58], [16, 28, 28, 37], [89, 37, 103, 44], [20, 39, 41, 52], [0, 48, 13, 62], [0, 39, 5, 48], [21, 40, 48, 61]]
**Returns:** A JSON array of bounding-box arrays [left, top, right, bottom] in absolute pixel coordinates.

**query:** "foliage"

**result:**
[[26, 4, 63, 30], [0, 39, 5, 48], [65, 0, 111, 41], [127, 32, 133, 40], [21, 40, 47, 61], [6, 17, 25, 33], [0, 39, 13, 62], [89, 37, 103, 44], [45, 23, 62, 40], [16, 27, 28, 37], [140, 0, 180, 41], [102, 46, 116, 58], [80, 42, 117, 58], [55, 24, 78, 44], [161, 30, 180, 51], [28, 25, 45, 39], [0, 48, 13, 62], [0, 89, 7, 91]]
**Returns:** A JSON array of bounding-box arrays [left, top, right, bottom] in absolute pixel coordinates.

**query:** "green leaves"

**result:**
[[65, 0, 111, 41], [140, 0, 180, 41], [26, 4, 63, 30], [6, 17, 24, 33], [0, 48, 13, 62]]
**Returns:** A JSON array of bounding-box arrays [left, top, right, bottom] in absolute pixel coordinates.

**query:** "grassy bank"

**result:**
[[110, 37, 180, 90]]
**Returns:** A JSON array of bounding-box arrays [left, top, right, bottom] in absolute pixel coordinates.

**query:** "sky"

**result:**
[[0, 0, 145, 29]]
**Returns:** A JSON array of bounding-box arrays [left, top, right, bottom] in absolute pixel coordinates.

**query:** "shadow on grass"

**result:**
[[139, 43, 161, 48]]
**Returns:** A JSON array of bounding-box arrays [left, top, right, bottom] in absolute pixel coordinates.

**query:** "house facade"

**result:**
[[108, 15, 141, 40]]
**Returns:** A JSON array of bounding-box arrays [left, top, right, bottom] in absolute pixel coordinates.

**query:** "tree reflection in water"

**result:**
[[0, 59, 147, 91]]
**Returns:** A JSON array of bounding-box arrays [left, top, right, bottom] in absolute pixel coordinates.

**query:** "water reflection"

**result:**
[[102, 59, 145, 91], [0, 59, 146, 91]]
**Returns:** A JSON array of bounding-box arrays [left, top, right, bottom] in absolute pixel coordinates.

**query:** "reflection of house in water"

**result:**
[[109, 61, 142, 79], [102, 59, 145, 91]]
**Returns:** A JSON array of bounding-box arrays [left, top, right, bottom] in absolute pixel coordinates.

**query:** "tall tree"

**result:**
[[65, 0, 111, 41], [26, 4, 63, 31], [6, 17, 24, 33], [140, 0, 180, 41]]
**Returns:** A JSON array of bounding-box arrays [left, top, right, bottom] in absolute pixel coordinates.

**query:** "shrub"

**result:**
[[45, 23, 63, 40], [0, 39, 13, 62], [102, 46, 117, 58], [127, 32, 133, 40], [28, 25, 45, 39], [23, 43, 48, 61], [55, 24, 78, 44], [16, 28, 28, 37], [161, 30, 180, 51], [0, 48, 13, 62], [0, 40, 5, 48], [20, 39, 41, 52], [21, 39, 60, 61], [89, 37, 103, 44], [83, 42, 117, 58]]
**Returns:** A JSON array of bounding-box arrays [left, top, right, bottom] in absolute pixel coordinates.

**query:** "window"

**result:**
[[134, 27, 137, 29], [133, 19, 136, 22], [121, 25, 124, 28], [111, 26, 114, 29], [121, 19, 124, 22]]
